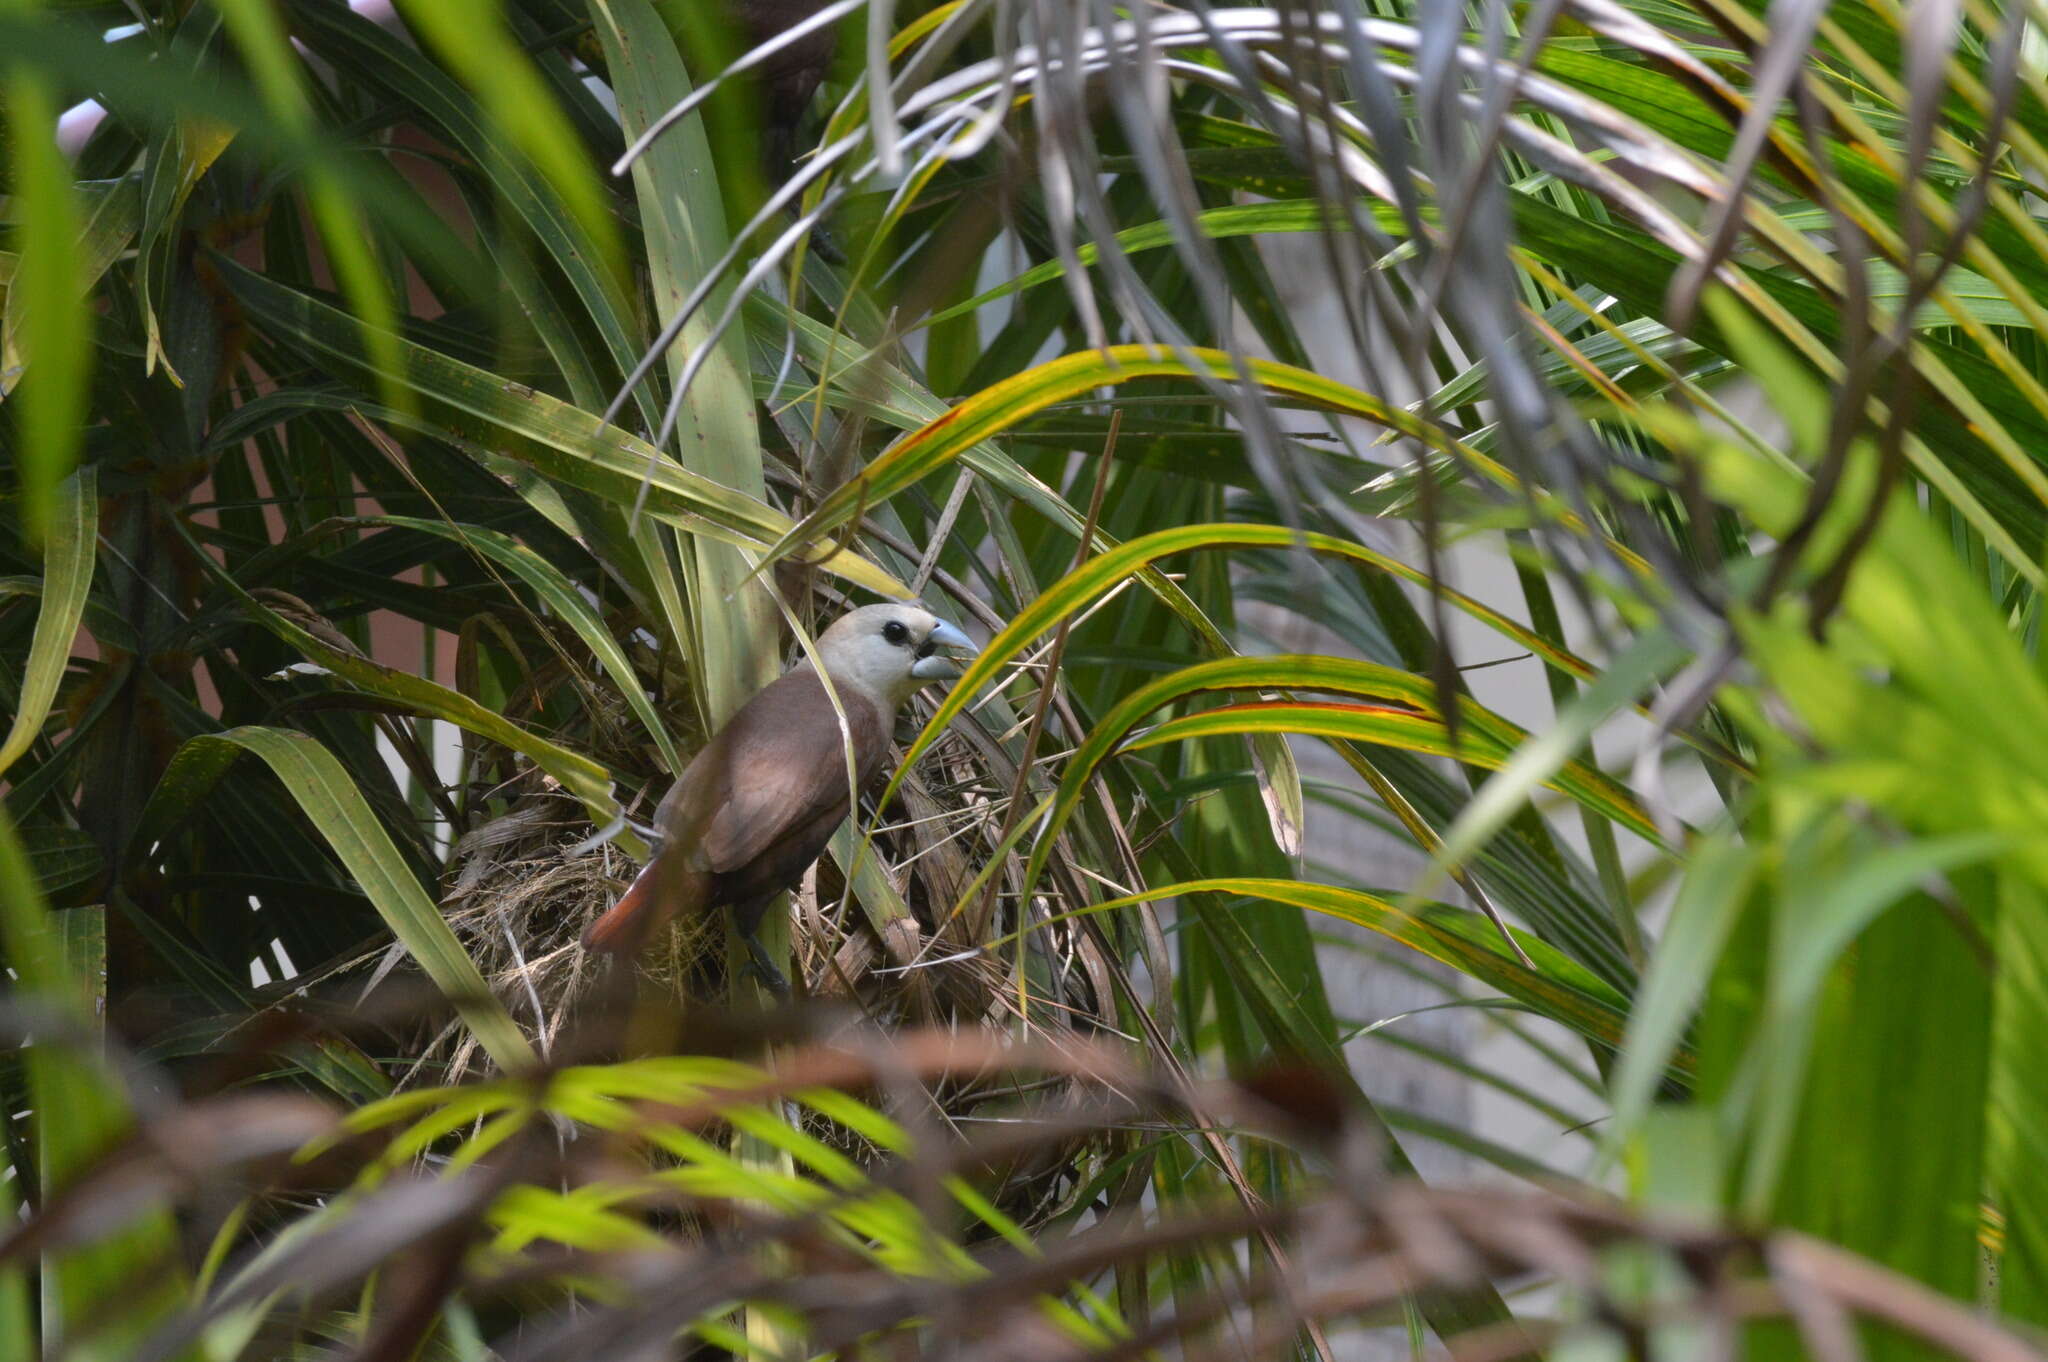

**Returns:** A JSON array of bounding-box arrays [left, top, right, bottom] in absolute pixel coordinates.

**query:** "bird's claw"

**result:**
[[741, 934, 791, 1000], [806, 220, 844, 266]]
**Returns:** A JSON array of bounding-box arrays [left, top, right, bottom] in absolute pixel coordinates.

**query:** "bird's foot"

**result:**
[[805, 219, 844, 266], [741, 934, 792, 1001]]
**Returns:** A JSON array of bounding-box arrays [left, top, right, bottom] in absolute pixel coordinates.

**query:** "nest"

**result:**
[[398, 648, 1120, 1229], [433, 793, 718, 1077], [437, 729, 1099, 999]]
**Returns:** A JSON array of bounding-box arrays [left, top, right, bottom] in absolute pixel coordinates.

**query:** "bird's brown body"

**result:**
[[720, 0, 840, 178], [581, 605, 975, 971], [735, 0, 839, 125], [582, 667, 886, 954]]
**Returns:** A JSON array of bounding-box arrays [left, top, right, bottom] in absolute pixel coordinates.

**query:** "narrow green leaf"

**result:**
[[1080, 877, 1642, 1060], [211, 0, 406, 423], [4, 74, 89, 537], [1161, 871, 1528, 1342], [136, 112, 234, 382], [758, 303, 1314, 857], [1740, 823, 2005, 1220], [1773, 831, 2005, 1013], [769, 345, 1613, 567], [2, 175, 136, 395], [19, 825, 99, 895], [218, 260, 906, 599], [917, 200, 1412, 334], [1432, 625, 1689, 882], [883, 521, 1598, 819], [1015, 655, 1657, 918], [0, 463, 93, 779], [0, 1165, 25, 1362], [1606, 835, 1757, 1154], [130, 728, 535, 1072], [1127, 702, 1658, 843], [391, 0, 621, 290], [367, 515, 681, 774], [589, 0, 784, 722], [0, 809, 186, 1362], [178, 531, 633, 845]]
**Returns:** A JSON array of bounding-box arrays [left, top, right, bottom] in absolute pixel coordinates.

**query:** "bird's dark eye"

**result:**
[[882, 620, 909, 645]]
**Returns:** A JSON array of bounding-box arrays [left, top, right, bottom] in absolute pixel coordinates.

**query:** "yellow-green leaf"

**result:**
[[0, 463, 93, 780], [131, 728, 535, 1073]]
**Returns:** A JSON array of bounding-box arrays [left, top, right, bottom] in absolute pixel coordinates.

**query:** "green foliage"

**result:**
[[1, 0, 2046, 1356]]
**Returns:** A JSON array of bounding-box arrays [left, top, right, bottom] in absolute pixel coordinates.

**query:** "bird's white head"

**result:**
[[809, 603, 979, 710]]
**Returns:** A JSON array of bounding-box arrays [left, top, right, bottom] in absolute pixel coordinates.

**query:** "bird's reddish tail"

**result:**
[[582, 860, 667, 954]]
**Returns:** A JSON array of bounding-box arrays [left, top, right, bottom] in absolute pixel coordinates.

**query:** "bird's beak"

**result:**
[[910, 619, 978, 679]]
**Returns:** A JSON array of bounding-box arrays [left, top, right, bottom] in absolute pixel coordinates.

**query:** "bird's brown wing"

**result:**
[[584, 669, 886, 955], [662, 668, 887, 879], [579, 853, 712, 954]]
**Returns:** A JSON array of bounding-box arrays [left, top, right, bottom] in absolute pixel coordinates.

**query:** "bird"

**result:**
[[726, 0, 841, 181], [581, 603, 978, 992]]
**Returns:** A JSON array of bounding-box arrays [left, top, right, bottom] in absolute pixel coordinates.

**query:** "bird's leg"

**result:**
[[804, 219, 845, 266], [740, 930, 791, 1000], [761, 122, 843, 265]]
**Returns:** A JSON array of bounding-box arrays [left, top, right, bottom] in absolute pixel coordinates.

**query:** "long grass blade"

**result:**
[[0, 463, 93, 780], [129, 729, 535, 1073]]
